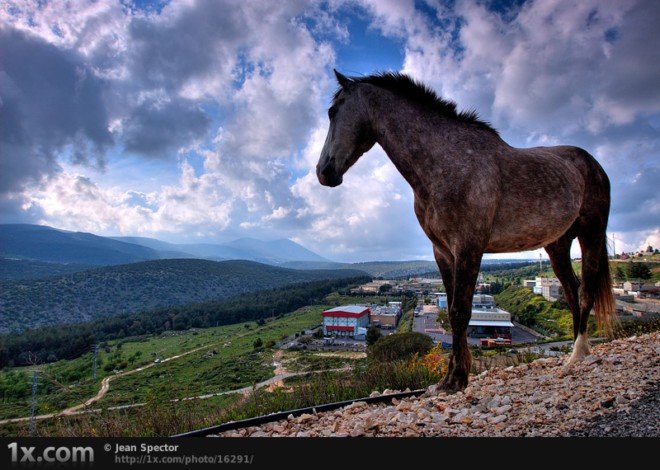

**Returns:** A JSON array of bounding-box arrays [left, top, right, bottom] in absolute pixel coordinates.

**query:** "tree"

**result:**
[[378, 284, 392, 294], [366, 326, 382, 346], [615, 265, 626, 281], [253, 338, 263, 349], [628, 261, 651, 280]]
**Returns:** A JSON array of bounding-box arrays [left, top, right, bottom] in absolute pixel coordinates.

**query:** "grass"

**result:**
[[8, 352, 445, 437], [280, 351, 364, 373], [0, 305, 328, 421]]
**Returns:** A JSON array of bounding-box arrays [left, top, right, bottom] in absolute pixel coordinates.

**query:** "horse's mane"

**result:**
[[335, 72, 498, 135]]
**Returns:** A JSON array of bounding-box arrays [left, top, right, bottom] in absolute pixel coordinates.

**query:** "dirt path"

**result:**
[[0, 345, 209, 425], [0, 346, 352, 425]]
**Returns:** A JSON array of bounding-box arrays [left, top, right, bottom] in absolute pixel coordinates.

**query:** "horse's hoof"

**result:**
[[439, 374, 468, 394]]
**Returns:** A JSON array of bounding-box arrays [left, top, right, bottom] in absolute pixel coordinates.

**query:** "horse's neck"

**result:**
[[368, 94, 501, 198], [370, 102, 463, 194]]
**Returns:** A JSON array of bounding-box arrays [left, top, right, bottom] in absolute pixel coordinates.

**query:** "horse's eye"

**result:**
[[328, 106, 337, 119]]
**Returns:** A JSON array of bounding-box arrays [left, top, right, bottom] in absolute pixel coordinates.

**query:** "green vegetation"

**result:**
[[366, 326, 381, 346], [396, 309, 413, 333], [495, 286, 576, 339], [436, 308, 450, 331], [0, 259, 93, 281], [0, 258, 367, 332], [0, 276, 368, 368], [368, 332, 433, 361], [0, 305, 327, 420]]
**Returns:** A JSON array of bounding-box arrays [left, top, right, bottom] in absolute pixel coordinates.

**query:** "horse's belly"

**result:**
[[486, 192, 581, 253]]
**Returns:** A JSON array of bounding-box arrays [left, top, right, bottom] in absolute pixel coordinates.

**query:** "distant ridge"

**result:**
[[0, 258, 367, 332], [0, 224, 331, 269]]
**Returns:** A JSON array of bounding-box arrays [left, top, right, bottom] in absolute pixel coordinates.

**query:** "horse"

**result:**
[[316, 70, 615, 392]]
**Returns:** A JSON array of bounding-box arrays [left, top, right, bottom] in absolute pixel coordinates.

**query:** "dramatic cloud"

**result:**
[[0, 27, 112, 193], [1, 0, 658, 260]]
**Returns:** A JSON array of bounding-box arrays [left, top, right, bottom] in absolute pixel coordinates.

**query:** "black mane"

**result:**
[[335, 72, 498, 135]]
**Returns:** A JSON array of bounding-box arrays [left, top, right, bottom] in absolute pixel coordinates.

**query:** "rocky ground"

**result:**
[[214, 332, 659, 437]]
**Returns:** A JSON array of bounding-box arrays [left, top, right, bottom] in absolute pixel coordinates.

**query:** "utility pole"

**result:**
[[92, 344, 99, 380], [29, 370, 38, 436]]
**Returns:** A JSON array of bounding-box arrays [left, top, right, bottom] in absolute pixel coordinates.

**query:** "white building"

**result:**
[[322, 305, 371, 337], [533, 277, 562, 301]]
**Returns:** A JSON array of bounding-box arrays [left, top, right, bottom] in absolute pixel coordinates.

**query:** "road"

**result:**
[[412, 308, 540, 346]]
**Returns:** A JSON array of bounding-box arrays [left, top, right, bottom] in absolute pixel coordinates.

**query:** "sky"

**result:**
[[1, 0, 659, 262]]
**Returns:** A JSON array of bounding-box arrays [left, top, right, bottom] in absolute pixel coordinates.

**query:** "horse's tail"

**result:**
[[593, 236, 617, 337]]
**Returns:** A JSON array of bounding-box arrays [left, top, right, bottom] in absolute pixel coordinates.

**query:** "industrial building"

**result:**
[[369, 302, 402, 329], [436, 294, 514, 339], [322, 305, 371, 337]]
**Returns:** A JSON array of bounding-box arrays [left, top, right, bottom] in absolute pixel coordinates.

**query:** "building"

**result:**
[[468, 306, 514, 339], [437, 293, 448, 309], [322, 305, 371, 337], [369, 303, 402, 329], [350, 280, 394, 294], [533, 277, 562, 301], [523, 279, 537, 289], [436, 293, 513, 338]]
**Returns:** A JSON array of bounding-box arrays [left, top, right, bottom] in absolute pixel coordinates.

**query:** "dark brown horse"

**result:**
[[317, 70, 615, 391]]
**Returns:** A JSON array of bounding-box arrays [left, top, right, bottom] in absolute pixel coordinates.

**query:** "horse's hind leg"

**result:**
[[545, 233, 589, 368], [564, 229, 607, 366], [545, 233, 580, 339]]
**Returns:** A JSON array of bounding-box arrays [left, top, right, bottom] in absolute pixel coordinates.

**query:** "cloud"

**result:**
[[0, 27, 113, 194], [122, 98, 210, 157], [366, 0, 660, 256], [2, 0, 658, 261]]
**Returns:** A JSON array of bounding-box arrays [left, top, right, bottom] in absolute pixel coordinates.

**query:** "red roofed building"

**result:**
[[322, 305, 371, 337]]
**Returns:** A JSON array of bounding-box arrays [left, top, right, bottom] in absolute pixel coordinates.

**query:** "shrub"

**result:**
[[298, 335, 313, 345], [253, 338, 263, 349], [366, 326, 381, 346], [368, 332, 433, 362]]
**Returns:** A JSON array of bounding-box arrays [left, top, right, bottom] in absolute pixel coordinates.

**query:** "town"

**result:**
[[298, 252, 660, 352]]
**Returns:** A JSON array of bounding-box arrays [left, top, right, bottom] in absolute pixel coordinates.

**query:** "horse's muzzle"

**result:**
[[317, 158, 343, 187]]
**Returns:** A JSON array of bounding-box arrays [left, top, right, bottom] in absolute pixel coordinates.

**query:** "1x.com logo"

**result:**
[[7, 442, 94, 464]]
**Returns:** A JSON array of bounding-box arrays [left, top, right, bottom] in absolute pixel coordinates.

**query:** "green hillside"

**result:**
[[0, 258, 93, 280], [495, 286, 573, 338], [0, 259, 367, 332]]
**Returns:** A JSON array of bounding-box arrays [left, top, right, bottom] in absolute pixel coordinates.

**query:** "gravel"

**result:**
[[214, 332, 659, 437]]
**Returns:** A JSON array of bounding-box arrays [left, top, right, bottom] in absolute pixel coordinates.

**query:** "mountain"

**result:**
[[0, 224, 332, 274], [115, 236, 330, 264], [224, 237, 330, 263], [0, 259, 367, 333], [0, 224, 164, 265], [0, 258, 93, 280]]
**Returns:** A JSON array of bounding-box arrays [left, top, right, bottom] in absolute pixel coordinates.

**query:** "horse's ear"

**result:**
[[334, 69, 352, 89]]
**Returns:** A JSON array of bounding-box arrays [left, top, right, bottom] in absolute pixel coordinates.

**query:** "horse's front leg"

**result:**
[[440, 249, 483, 393]]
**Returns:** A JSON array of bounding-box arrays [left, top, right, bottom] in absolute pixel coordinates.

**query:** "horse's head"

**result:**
[[316, 70, 376, 187]]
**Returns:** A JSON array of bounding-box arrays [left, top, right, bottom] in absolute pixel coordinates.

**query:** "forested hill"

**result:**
[[0, 259, 367, 333]]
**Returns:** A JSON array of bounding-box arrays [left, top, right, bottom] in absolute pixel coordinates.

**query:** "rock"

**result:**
[[493, 404, 512, 415], [488, 415, 508, 424], [298, 413, 316, 424], [296, 431, 308, 438], [370, 391, 381, 398], [600, 397, 616, 408]]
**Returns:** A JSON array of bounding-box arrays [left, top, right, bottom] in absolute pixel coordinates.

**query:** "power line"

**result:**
[[29, 370, 38, 436], [92, 344, 100, 380]]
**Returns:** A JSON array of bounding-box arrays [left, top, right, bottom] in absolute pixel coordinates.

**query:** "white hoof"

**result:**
[[564, 333, 591, 368]]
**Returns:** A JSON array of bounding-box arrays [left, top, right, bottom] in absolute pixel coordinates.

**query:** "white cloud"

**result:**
[[3, 0, 658, 261]]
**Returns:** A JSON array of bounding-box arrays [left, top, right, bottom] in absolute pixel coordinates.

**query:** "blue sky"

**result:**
[[1, 0, 658, 262]]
